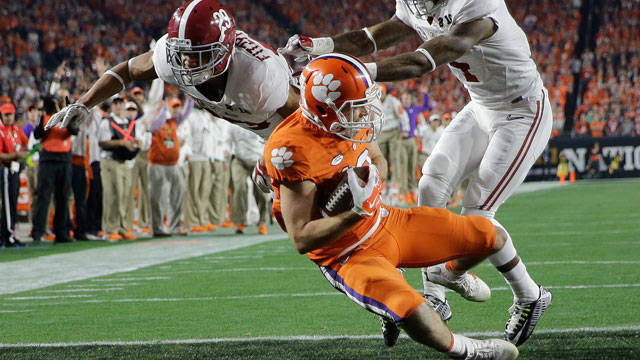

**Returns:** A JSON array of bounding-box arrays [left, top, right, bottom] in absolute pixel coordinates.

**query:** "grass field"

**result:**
[[1, 179, 639, 359]]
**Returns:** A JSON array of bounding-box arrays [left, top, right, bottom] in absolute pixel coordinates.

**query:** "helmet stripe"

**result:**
[[179, 0, 204, 39], [319, 54, 373, 87]]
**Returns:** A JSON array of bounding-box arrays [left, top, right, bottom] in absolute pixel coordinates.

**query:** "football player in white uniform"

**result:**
[[280, 0, 552, 348], [46, 0, 388, 191]]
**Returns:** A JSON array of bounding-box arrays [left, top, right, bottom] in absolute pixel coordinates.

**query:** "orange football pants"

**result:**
[[319, 206, 495, 323]]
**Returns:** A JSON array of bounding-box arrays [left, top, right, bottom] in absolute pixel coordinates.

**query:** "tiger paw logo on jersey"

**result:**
[[311, 73, 341, 103], [271, 147, 294, 170]]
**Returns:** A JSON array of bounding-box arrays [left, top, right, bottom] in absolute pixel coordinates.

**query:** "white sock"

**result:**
[[502, 260, 540, 303], [422, 267, 447, 300], [447, 333, 470, 358], [487, 218, 539, 303]]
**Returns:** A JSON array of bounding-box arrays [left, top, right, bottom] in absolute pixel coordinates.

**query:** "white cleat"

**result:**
[[426, 264, 491, 302], [456, 337, 519, 360]]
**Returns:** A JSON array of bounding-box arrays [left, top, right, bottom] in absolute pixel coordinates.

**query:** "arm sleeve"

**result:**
[[149, 109, 168, 133], [147, 78, 164, 106], [175, 98, 194, 125]]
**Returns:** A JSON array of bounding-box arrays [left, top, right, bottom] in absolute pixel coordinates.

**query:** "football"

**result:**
[[319, 166, 370, 217]]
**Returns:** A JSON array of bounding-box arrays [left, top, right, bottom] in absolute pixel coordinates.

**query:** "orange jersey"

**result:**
[[264, 110, 377, 265]]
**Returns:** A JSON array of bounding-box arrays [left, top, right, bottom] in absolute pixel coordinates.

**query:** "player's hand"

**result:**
[[278, 34, 333, 61], [348, 164, 383, 218], [45, 96, 90, 130], [278, 34, 313, 59], [252, 158, 272, 193]]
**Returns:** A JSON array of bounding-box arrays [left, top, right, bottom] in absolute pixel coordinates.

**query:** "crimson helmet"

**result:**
[[402, 0, 447, 19], [299, 53, 383, 143], [166, 0, 236, 86]]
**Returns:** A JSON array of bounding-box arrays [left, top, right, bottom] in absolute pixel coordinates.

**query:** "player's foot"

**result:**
[[504, 286, 552, 346], [426, 264, 491, 302], [379, 316, 400, 347], [425, 294, 452, 322], [453, 337, 519, 360]]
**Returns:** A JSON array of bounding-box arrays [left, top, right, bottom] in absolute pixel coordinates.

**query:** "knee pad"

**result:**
[[418, 153, 455, 207]]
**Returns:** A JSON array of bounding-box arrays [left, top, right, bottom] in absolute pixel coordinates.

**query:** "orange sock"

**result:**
[[445, 260, 462, 272]]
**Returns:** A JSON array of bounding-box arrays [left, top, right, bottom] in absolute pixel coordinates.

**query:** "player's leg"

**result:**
[[319, 251, 516, 359], [418, 103, 490, 316], [460, 89, 553, 345]]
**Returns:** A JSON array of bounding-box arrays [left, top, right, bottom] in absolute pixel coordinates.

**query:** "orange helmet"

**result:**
[[299, 53, 382, 143]]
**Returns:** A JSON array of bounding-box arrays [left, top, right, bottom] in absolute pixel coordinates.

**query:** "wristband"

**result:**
[[415, 48, 437, 72], [311, 37, 334, 55], [105, 70, 126, 92], [362, 27, 378, 56], [364, 62, 377, 80]]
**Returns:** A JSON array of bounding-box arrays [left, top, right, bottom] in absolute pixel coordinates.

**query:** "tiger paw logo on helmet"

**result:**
[[270, 147, 294, 170], [312, 73, 341, 103]]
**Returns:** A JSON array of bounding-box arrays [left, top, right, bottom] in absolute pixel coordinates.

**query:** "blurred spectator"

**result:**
[[590, 114, 605, 138], [70, 109, 90, 241], [148, 97, 192, 237], [228, 126, 268, 235], [184, 106, 216, 233], [620, 117, 634, 136], [574, 112, 590, 136], [85, 107, 105, 240], [415, 113, 444, 170], [23, 104, 39, 138], [98, 95, 140, 241], [584, 141, 602, 179], [129, 80, 163, 235], [0, 102, 29, 247], [207, 116, 232, 228], [378, 83, 406, 196], [32, 96, 77, 244]]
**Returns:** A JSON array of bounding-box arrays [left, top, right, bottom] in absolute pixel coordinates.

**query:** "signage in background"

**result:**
[[526, 136, 640, 182]]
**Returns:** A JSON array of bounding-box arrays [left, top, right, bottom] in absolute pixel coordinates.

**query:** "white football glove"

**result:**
[[45, 99, 90, 130], [278, 34, 334, 60], [252, 159, 272, 193], [348, 164, 383, 218]]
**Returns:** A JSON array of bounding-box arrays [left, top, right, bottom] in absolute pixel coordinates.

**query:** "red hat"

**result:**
[[0, 103, 16, 115], [168, 97, 182, 107], [130, 87, 144, 95]]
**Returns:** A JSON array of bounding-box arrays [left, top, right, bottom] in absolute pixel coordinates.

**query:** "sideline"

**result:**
[[1, 234, 286, 295]]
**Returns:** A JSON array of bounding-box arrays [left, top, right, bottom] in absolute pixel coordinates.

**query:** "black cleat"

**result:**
[[504, 286, 552, 346], [380, 316, 400, 347]]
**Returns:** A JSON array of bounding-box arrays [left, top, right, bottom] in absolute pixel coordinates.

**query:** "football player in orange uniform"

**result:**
[[263, 53, 518, 360]]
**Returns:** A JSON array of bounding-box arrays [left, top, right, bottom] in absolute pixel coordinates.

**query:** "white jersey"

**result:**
[[415, 123, 444, 155], [153, 30, 292, 139], [395, 0, 543, 109], [381, 94, 409, 132]]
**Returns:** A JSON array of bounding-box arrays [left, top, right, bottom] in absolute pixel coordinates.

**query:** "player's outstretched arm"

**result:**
[[374, 17, 496, 82], [279, 17, 416, 59], [46, 51, 158, 130], [280, 180, 361, 254]]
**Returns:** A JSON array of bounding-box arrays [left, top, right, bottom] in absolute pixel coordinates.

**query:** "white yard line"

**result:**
[[0, 234, 285, 295], [4, 283, 640, 306], [0, 325, 638, 348], [37, 288, 124, 293]]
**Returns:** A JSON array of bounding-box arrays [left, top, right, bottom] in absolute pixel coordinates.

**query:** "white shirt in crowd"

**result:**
[[228, 124, 265, 164], [416, 118, 445, 155], [381, 93, 410, 132], [184, 107, 215, 163], [209, 116, 230, 163]]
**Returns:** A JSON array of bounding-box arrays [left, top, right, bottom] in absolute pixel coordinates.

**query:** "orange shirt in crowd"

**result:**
[[148, 119, 180, 165]]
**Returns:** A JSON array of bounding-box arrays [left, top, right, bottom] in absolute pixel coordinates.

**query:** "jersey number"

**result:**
[[450, 61, 479, 83], [213, 10, 233, 42]]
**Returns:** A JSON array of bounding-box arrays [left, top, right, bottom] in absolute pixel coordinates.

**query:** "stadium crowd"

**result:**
[[0, 0, 638, 247]]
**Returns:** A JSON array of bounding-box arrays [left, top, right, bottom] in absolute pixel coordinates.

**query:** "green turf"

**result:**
[[1, 179, 639, 359]]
